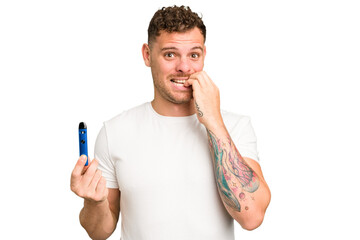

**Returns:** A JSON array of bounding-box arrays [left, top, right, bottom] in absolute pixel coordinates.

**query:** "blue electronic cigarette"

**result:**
[[78, 122, 89, 166]]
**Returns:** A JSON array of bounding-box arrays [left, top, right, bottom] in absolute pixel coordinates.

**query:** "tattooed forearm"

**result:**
[[227, 141, 260, 193], [207, 129, 260, 212]]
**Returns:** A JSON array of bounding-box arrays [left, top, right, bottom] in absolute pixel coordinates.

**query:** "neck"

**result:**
[[151, 97, 196, 117]]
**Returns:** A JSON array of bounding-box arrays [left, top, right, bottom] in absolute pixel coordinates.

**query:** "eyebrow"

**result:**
[[190, 46, 204, 52], [161, 46, 204, 52]]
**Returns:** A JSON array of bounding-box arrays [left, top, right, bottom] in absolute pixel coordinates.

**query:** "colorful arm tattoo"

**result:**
[[207, 129, 260, 212]]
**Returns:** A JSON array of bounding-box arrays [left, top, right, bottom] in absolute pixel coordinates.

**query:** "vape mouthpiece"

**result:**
[[79, 122, 87, 129]]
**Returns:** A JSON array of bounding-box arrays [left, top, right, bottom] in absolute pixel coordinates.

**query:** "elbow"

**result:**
[[240, 213, 265, 231], [240, 191, 271, 231]]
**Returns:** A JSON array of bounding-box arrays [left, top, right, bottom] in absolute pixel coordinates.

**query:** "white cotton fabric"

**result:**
[[95, 102, 259, 240]]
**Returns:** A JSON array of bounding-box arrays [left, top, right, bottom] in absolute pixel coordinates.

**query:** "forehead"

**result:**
[[153, 28, 204, 49]]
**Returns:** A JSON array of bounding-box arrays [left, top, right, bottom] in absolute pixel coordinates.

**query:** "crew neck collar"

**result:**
[[147, 102, 197, 123]]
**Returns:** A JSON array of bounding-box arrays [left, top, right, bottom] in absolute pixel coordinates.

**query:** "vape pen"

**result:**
[[78, 122, 89, 166]]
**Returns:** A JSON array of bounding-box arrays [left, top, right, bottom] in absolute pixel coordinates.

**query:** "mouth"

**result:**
[[170, 78, 191, 90], [170, 79, 187, 86]]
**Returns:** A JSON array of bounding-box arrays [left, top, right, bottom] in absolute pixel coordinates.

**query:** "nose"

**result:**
[[175, 57, 191, 73]]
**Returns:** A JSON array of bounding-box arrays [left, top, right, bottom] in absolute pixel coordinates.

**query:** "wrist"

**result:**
[[204, 116, 226, 134]]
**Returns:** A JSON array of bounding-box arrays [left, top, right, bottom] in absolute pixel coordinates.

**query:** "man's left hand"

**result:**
[[184, 71, 224, 129]]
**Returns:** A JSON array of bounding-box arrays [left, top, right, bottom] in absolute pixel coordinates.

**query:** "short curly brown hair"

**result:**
[[147, 5, 206, 47]]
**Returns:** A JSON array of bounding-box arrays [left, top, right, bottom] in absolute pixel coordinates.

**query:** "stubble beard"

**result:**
[[152, 74, 193, 104]]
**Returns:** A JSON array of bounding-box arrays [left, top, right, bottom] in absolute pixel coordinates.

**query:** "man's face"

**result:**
[[143, 27, 206, 104]]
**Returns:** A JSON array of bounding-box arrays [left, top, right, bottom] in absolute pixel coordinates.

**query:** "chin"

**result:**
[[171, 93, 194, 104]]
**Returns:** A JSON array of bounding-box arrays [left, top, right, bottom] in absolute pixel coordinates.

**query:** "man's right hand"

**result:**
[[70, 155, 109, 203]]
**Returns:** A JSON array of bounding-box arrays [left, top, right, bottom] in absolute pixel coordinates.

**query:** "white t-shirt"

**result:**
[[95, 102, 259, 240]]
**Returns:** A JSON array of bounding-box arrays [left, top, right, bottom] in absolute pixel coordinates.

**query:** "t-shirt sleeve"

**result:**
[[94, 125, 119, 189], [231, 117, 260, 163]]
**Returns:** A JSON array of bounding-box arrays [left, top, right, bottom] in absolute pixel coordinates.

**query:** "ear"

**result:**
[[142, 43, 151, 67], [203, 45, 207, 58]]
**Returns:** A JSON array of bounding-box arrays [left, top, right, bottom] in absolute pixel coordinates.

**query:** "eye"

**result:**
[[165, 52, 175, 58], [191, 53, 200, 58]]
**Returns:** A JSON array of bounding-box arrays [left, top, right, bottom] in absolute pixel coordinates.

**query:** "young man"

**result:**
[[71, 6, 271, 240]]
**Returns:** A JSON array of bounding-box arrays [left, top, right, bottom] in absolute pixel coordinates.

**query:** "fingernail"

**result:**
[[80, 155, 87, 161]]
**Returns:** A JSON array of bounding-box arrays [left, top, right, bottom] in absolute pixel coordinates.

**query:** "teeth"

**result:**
[[172, 79, 186, 84]]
